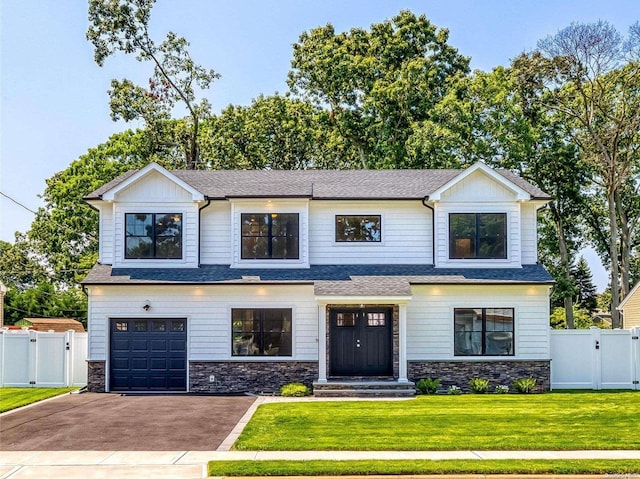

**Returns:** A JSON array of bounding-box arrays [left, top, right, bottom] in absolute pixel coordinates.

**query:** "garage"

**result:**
[[110, 318, 187, 391]]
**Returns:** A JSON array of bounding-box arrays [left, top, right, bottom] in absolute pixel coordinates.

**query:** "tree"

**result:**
[[288, 10, 469, 169], [2, 283, 87, 326], [572, 256, 598, 313], [208, 95, 358, 170], [550, 305, 596, 329], [87, 0, 219, 169], [513, 21, 640, 327]]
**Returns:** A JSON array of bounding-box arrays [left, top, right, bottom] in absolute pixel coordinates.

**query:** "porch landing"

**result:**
[[313, 380, 415, 398]]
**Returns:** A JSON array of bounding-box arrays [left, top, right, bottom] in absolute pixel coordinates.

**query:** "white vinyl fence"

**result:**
[[551, 327, 640, 390], [0, 329, 88, 387]]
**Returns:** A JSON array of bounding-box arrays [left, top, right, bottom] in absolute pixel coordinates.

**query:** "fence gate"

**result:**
[[551, 327, 640, 390], [0, 329, 88, 387]]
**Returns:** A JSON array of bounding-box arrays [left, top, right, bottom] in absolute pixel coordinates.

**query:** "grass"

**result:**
[[235, 391, 640, 451], [208, 459, 640, 476], [0, 387, 77, 413]]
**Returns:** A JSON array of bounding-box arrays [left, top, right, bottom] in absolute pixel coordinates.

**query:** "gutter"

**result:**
[[421, 196, 436, 265], [198, 199, 212, 267]]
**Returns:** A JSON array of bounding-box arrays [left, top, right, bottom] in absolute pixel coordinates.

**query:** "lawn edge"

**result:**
[[0, 388, 79, 416]]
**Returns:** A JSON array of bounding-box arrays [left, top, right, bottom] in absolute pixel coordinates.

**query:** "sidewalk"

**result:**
[[1, 449, 640, 479]]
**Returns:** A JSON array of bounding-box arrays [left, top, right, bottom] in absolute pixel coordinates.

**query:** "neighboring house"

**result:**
[[618, 283, 640, 329], [82, 162, 554, 395], [0, 282, 6, 327], [14, 318, 86, 333]]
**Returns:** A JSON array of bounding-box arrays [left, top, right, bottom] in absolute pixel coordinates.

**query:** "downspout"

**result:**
[[198, 199, 212, 267], [421, 196, 435, 266]]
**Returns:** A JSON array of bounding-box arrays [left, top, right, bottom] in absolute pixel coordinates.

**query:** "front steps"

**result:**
[[313, 380, 415, 398]]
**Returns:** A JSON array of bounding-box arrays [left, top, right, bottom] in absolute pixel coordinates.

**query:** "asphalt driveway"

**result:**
[[0, 392, 256, 451]]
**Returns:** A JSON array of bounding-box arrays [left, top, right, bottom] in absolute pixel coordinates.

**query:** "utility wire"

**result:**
[[0, 191, 40, 215]]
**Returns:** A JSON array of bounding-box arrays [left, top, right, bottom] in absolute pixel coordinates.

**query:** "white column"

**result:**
[[399, 303, 408, 383], [317, 303, 327, 383]]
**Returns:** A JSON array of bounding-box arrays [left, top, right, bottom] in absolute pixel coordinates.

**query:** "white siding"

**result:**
[[309, 201, 432, 265], [200, 201, 232, 265], [406, 284, 551, 360], [99, 204, 114, 264], [434, 203, 521, 268], [440, 170, 516, 202], [112, 202, 199, 268], [114, 170, 194, 202], [520, 203, 538, 265], [86, 284, 318, 362]]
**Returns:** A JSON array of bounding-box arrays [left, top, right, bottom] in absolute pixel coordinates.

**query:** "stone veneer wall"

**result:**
[[408, 360, 550, 392], [87, 361, 106, 392], [325, 304, 399, 379], [190, 361, 318, 394]]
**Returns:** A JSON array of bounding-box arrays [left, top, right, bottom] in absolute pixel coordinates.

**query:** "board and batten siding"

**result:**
[[86, 284, 318, 362], [200, 201, 232, 264], [308, 201, 433, 265], [406, 284, 551, 360]]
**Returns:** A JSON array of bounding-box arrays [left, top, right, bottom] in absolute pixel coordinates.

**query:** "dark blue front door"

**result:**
[[110, 318, 187, 391]]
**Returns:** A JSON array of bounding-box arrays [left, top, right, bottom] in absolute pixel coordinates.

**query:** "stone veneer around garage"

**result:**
[[189, 361, 318, 394], [86, 360, 106, 392], [408, 360, 551, 392]]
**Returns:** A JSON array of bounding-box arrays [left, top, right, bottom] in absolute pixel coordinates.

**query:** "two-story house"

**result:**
[[82, 162, 553, 395]]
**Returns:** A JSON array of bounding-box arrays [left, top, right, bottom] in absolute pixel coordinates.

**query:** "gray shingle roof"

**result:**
[[82, 264, 554, 296], [85, 168, 550, 200]]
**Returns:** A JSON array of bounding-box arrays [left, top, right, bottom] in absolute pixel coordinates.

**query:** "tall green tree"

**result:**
[[572, 256, 598, 313], [208, 95, 358, 170], [288, 10, 470, 169], [513, 21, 640, 327], [87, 0, 219, 169]]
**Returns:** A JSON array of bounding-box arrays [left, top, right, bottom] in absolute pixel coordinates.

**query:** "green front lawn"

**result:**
[[208, 459, 640, 476], [235, 392, 640, 450], [0, 388, 77, 413]]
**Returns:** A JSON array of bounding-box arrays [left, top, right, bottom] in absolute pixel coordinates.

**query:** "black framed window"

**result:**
[[232, 308, 292, 356], [241, 213, 299, 259], [449, 213, 506, 259], [454, 308, 514, 356], [335, 215, 381, 242], [125, 213, 182, 259]]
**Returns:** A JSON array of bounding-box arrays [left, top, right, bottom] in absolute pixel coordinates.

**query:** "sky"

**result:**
[[1, 0, 639, 291]]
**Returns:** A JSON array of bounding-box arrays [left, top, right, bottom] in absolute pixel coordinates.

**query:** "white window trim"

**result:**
[[231, 200, 310, 268]]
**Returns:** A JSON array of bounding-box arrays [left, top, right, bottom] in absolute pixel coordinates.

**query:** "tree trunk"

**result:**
[[616, 190, 631, 302], [554, 208, 574, 328], [607, 188, 621, 328]]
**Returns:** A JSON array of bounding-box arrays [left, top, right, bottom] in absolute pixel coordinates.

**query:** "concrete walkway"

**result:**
[[1, 449, 640, 478]]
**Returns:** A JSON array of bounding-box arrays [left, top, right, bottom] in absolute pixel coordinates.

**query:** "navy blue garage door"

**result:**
[[110, 318, 187, 391]]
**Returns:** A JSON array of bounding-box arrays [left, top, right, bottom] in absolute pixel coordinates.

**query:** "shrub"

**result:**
[[494, 385, 510, 394], [513, 377, 537, 394], [469, 378, 489, 394], [280, 382, 311, 397], [416, 378, 441, 395], [447, 385, 461, 395]]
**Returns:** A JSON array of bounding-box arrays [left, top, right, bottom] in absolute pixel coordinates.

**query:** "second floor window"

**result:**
[[335, 215, 381, 242], [125, 213, 182, 259], [241, 213, 299, 260], [449, 213, 507, 259]]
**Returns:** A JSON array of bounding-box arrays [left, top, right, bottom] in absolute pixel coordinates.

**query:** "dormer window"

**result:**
[[241, 213, 299, 260], [449, 213, 506, 259], [125, 213, 182, 259]]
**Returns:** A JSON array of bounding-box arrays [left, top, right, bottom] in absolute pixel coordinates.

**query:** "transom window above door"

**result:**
[[335, 215, 381, 242], [449, 213, 506, 259], [125, 213, 182, 259], [241, 213, 299, 259]]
